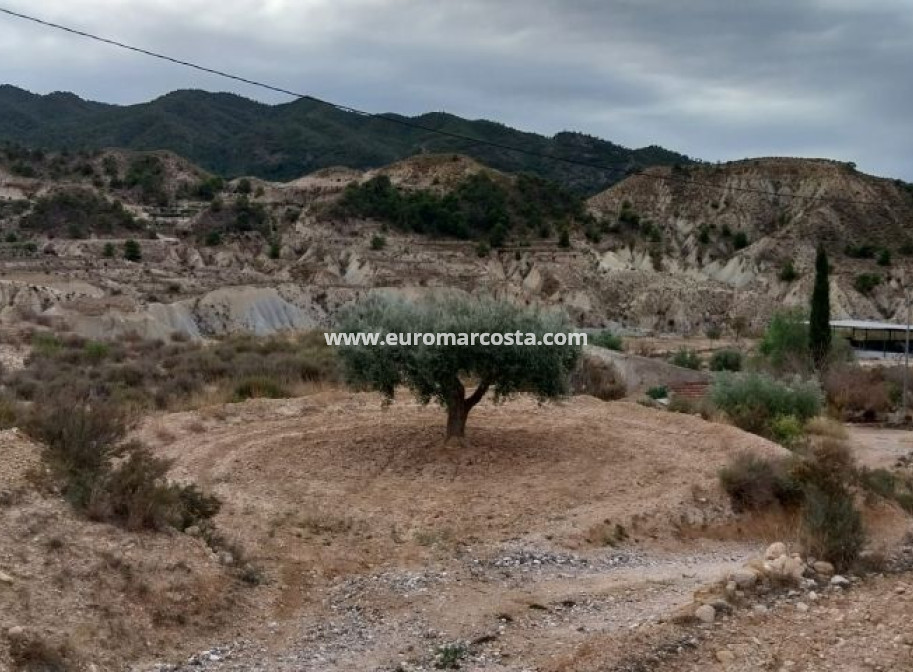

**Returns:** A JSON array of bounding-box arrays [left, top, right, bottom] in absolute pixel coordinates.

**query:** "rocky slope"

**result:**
[[2, 150, 913, 339]]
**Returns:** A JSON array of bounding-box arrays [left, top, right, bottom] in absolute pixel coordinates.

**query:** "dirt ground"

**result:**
[[4, 393, 913, 671]]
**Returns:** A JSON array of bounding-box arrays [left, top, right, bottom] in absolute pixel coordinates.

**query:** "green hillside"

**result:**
[[0, 85, 692, 193]]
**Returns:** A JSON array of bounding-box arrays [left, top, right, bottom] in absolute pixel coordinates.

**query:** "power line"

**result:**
[[0, 5, 902, 209]]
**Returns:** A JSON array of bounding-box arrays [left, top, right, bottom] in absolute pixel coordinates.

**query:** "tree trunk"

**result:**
[[446, 396, 469, 439], [444, 380, 490, 440]]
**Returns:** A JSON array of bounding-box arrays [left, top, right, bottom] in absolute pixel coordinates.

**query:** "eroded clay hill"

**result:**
[[2, 150, 913, 340]]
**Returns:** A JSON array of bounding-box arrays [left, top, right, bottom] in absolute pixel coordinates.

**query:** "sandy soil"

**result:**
[[847, 425, 913, 469]]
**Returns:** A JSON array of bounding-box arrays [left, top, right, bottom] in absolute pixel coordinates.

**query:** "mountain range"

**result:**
[[0, 85, 691, 193]]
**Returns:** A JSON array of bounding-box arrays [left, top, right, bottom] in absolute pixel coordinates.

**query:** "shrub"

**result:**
[[769, 414, 805, 448], [0, 394, 19, 429], [733, 231, 749, 250], [670, 347, 701, 370], [854, 273, 882, 295], [779, 260, 799, 282], [801, 483, 864, 571], [123, 239, 142, 262], [476, 241, 490, 258], [590, 330, 623, 351], [21, 189, 138, 237], [758, 309, 810, 373], [711, 373, 823, 437], [558, 228, 570, 248], [569, 355, 626, 401], [709, 349, 742, 372], [102, 242, 116, 258], [646, 385, 668, 400], [877, 249, 892, 266], [823, 365, 894, 421], [719, 453, 802, 512], [24, 388, 221, 531], [370, 234, 386, 250], [233, 376, 290, 401], [268, 239, 281, 259]]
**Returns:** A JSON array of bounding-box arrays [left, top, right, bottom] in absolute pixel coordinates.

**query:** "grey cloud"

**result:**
[[0, 0, 910, 178]]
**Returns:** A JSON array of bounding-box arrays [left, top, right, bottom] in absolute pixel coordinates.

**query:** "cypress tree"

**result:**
[[809, 244, 832, 366]]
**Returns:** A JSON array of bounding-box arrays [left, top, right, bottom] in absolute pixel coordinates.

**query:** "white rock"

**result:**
[[695, 604, 716, 623], [765, 542, 787, 560], [716, 649, 736, 664], [7, 625, 25, 639], [813, 561, 835, 576], [796, 602, 809, 612], [831, 575, 851, 587], [732, 567, 760, 588]]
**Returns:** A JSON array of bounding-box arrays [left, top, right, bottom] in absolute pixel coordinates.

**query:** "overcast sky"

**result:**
[[1, 0, 911, 179]]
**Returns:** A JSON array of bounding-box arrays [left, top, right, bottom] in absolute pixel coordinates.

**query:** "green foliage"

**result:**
[[0, 88, 692, 193], [434, 643, 468, 669], [268, 238, 281, 259], [769, 414, 805, 448], [801, 483, 864, 570], [646, 385, 668, 400], [877, 248, 892, 266], [779, 259, 799, 282], [711, 372, 823, 438], [844, 243, 877, 259], [22, 189, 138, 238], [476, 241, 490, 257], [558, 227, 571, 248], [759, 309, 810, 373], [370, 234, 386, 250], [335, 173, 583, 244], [854, 273, 882, 294], [123, 239, 142, 262], [670, 347, 701, 370], [236, 178, 252, 194], [732, 230, 749, 249], [336, 295, 581, 437], [809, 244, 832, 367], [102, 242, 115, 258], [193, 175, 225, 201], [590, 330, 623, 351], [697, 225, 710, 244], [709, 349, 742, 372], [205, 230, 222, 246], [125, 155, 169, 206]]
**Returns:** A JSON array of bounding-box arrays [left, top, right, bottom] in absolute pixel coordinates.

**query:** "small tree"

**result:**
[[809, 244, 831, 367], [123, 239, 142, 262], [336, 295, 581, 439]]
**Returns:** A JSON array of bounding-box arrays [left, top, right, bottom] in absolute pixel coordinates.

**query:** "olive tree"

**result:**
[[336, 294, 581, 439]]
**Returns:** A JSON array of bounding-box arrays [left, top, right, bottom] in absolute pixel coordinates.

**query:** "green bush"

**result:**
[[854, 273, 882, 295], [769, 414, 805, 448], [123, 239, 142, 262], [710, 373, 822, 437], [646, 385, 668, 400], [670, 347, 701, 370], [590, 330, 623, 351], [718, 453, 803, 512], [758, 309, 810, 373], [779, 260, 799, 282], [733, 231, 749, 250], [370, 234, 386, 250], [801, 484, 864, 571], [877, 249, 892, 266], [709, 349, 742, 372]]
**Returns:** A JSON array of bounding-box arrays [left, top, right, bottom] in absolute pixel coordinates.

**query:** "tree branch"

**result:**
[[465, 381, 490, 409]]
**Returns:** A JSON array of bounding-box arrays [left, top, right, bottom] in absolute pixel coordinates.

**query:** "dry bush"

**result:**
[[805, 416, 848, 439], [1, 330, 339, 413], [823, 365, 895, 421], [22, 387, 220, 532], [569, 355, 626, 401], [720, 440, 866, 569], [8, 632, 76, 672], [719, 453, 803, 512]]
